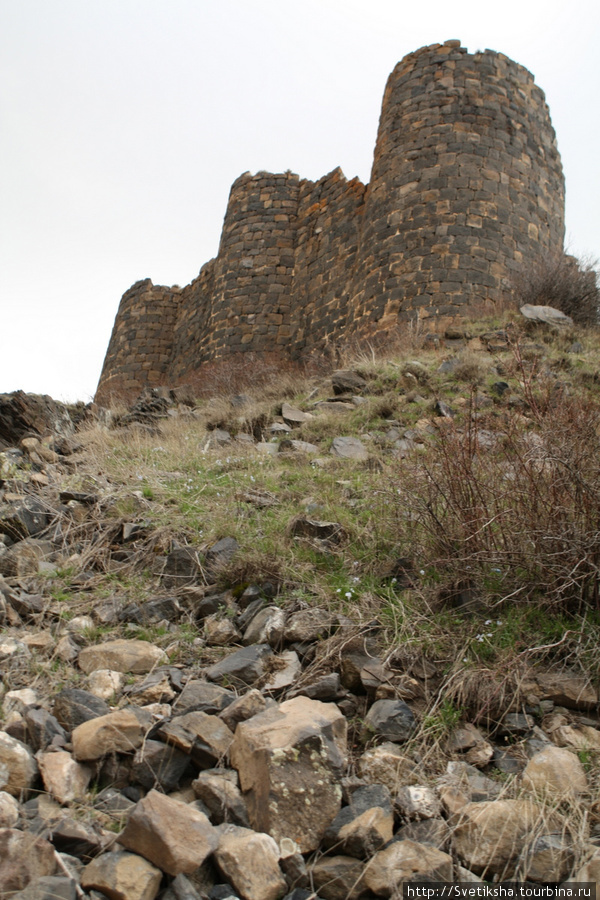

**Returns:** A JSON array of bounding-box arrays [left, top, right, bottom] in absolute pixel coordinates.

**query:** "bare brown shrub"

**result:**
[[512, 252, 599, 326]]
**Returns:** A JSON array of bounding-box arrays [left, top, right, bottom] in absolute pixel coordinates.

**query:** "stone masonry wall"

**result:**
[[96, 41, 565, 404]]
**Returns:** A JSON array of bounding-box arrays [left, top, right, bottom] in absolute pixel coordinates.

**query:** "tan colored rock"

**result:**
[[260, 650, 302, 693], [219, 688, 267, 731], [159, 711, 234, 765], [310, 855, 367, 900], [119, 789, 218, 875], [363, 839, 453, 895], [72, 708, 147, 761], [534, 672, 598, 710], [78, 639, 167, 674], [522, 746, 587, 796], [452, 799, 548, 878], [571, 847, 600, 884], [0, 732, 38, 796], [3, 688, 37, 716], [215, 825, 287, 900], [230, 696, 347, 852], [87, 668, 124, 700], [395, 785, 441, 820], [357, 742, 419, 793], [21, 632, 55, 654], [0, 828, 57, 895], [81, 848, 162, 900], [0, 790, 19, 826], [37, 750, 93, 804], [552, 723, 600, 753]]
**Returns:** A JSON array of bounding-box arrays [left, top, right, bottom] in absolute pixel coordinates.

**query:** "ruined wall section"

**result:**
[[96, 41, 566, 404], [207, 171, 300, 357], [168, 261, 216, 382], [96, 279, 181, 402], [348, 41, 565, 335], [289, 168, 366, 358]]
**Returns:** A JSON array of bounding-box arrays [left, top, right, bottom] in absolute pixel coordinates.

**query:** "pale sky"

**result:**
[[1, 0, 599, 402]]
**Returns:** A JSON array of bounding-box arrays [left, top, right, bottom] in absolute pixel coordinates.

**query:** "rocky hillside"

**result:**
[[2, 308, 600, 899]]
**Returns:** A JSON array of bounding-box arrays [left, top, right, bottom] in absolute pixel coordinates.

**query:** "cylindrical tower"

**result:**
[[209, 171, 300, 355], [348, 40, 565, 333], [95, 279, 180, 404]]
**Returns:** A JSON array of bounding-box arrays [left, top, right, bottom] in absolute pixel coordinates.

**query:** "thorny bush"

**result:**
[[391, 386, 600, 613]]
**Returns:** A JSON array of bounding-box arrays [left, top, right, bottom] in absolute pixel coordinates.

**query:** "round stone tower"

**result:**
[[348, 40, 565, 333]]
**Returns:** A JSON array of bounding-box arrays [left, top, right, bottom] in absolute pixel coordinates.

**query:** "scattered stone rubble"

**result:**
[[1, 333, 600, 898]]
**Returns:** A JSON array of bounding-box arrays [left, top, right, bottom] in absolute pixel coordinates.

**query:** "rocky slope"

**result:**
[[2, 311, 600, 898]]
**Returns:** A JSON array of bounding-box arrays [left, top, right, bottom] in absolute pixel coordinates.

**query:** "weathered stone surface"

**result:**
[[192, 771, 250, 827], [230, 696, 347, 852], [158, 711, 234, 766], [332, 371, 368, 396], [283, 608, 338, 643], [520, 304, 573, 325], [323, 784, 394, 858], [521, 831, 575, 883], [363, 699, 416, 743], [204, 614, 241, 646], [219, 689, 268, 731], [78, 639, 167, 675], [0, 732, 38, 796], [80, 848, 162, 900], [9, 875, 78, 900], [174, 680, 236, 716], [37, 750, 93, 804], [357, 743, 419, 793], [281, 404, 312, 426], [52, 688, 110, 731], [330, 436, 368, 461], [0, 790, 19, 827], [0, 828, 57, 896], [205, 644, 273, 687], [214, 825, 287, 900], [533, 672, 598, 709], [23, 707, 67, 752], [131, 740, 191, 792], [363, 839, 453, 895], [72, 708, 147, 761], [260, 650, 302, 694], [119, 789, 218, 876], [395, 784, 442, 820], [310, 855, 366, 900], [243, 606, 286, 647], [87, 668, 124, 701], [451, 799, 547, 878], [522, 746, 588, 796]]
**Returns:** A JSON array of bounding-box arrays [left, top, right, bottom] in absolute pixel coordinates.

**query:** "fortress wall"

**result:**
[[95, 42, 566, 403], [348, 41, 565, 334], [206, 171, 300, 356], [95, 279, 180, 403], [289, 168, 366, 358], [168, 260, 216, 382]]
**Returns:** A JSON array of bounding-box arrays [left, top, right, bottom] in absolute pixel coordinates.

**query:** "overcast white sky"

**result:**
[[1, 0, 599, 402]]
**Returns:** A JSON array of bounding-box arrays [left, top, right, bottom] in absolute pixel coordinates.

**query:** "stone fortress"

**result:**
[[95, 40, 565, 403]]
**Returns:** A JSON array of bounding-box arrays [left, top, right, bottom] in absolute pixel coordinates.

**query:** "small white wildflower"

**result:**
[[345, 591, 352, 599], [419, 569, 425, 575], [486, 633, 493, 637], [476, 634, 484, 642], [485, 619, 492, 626], [391, 577, 397, 584], [250, 475, 255, 482], [463, 657, 468, 662], [497, 620, 502, 626], [336, 588, 341, 593], [353, 576, 360, 583]]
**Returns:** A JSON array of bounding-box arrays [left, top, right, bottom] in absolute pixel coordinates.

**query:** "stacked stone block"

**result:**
[[96, 41, 565, 404]]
